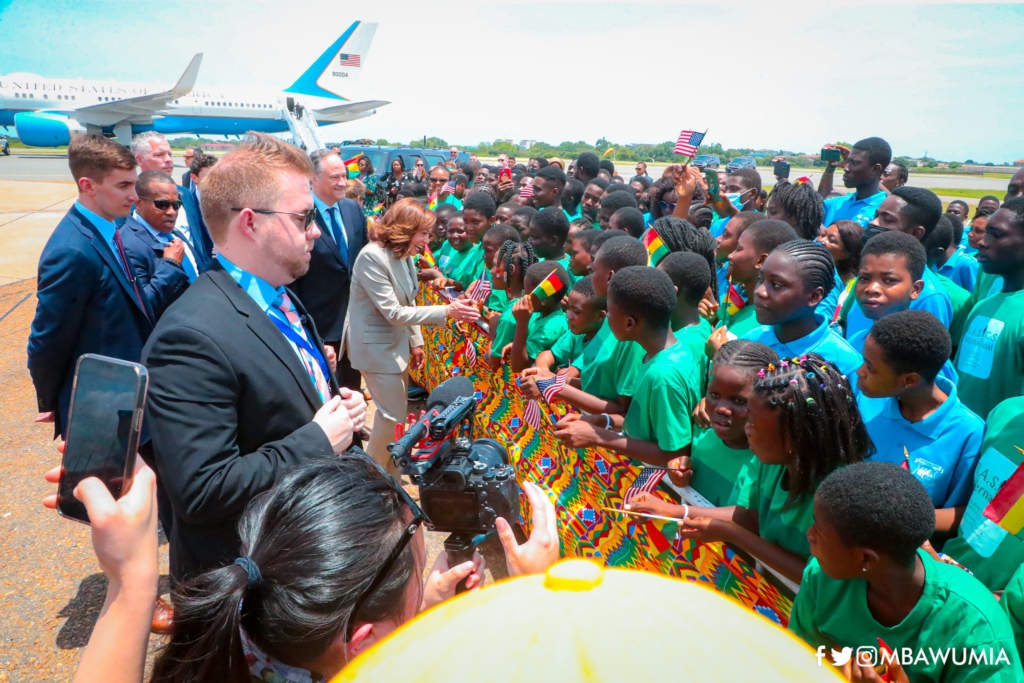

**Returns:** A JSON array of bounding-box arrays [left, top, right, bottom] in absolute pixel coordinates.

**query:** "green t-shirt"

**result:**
[[717, 303, 760, 341], [736, 460, 815, 559], [943, 396, 1024, 591], [673, 319, 713, 390], [974, 269, 1006, 307], [688, 428, 757, 507], [579, 320, 646, 401], [439, 194, 463, 210], [1002, 563, 1024, 661], [486, 288, 511, 317], [935, 272, 973, 349], [622, 342, 700, 453], [953, 290, 1024, 420], [549, 330, 595, 369], [540, 253, 578, 286], [790, 551, 1022, 683], [439, 241, 485, 289], [490, 308, 569, 361]]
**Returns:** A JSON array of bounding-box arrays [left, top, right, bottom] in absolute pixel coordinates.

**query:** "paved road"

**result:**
[[0, 153, 194, 182]]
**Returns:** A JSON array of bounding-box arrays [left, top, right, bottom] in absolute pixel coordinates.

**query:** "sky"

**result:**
[[1, 0, 1022, 162]]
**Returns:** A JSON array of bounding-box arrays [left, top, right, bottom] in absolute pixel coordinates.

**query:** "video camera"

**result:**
[[389, 377, 518, 537]]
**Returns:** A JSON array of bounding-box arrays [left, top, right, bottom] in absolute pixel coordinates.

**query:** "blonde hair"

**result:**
[[199, 132, 313, 245], [68, 135, 136, 182], [370, 198, 434, 258], [345, 178, 365, 200]]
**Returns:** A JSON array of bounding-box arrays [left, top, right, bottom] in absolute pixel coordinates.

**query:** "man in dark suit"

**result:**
[[179, 152, 217, 265], [119, 171, 193, 320], [291, 149, 367, 392], [180, 147, 198, 188], [28, 135, 152, 437], [143, 133, 366, 580]]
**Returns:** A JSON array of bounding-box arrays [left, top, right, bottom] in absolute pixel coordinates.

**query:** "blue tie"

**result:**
[[327, 206, 348, 266], [171, 229, 199, 281]]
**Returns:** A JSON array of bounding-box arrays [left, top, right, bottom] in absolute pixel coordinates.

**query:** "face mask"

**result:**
[[862, 224, 886, 247], [725, 189, 753, 210]]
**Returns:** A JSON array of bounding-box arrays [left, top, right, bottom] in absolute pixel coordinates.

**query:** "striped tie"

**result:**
[[272, 291, 332, 403]]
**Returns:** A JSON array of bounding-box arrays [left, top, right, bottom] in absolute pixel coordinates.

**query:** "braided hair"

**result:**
[[688, 205, 715, 230], [768, 181, 825, 240], [772, 240, 836, 297], [714, 340, 779, 375], [497, 239, 538, 296], [650, 216, 719, 301], [752, 353, 872, 506]]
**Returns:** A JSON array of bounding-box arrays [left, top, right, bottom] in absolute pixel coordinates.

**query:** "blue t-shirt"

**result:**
[[933, 249, 979, 293], [845, 269, 953, 341], [741, 314, 863, 379], [814, 271, 845, 323], [857, 377, 984, 508], [710, 216, 730, 240], [716, 263, 730, 307], [823, 190, 886, 227], [847, 328, 959, 385]]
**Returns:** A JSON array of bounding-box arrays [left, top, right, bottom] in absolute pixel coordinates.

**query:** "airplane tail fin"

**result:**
[[284, 21, 378, 101]]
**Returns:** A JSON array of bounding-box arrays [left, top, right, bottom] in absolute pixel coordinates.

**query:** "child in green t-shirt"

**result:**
[[669, 340, 779, 507], [553, 266, 699, 467], [658, 251, 714, 390], [434, 212, 485, 290], [487, 241, 538, 370], [791, 462, 1021, 682], [475, 223, 520, 317], [627, 353, 870, 586], [567, 228, 600, 282], [528, 207, 573, 279], [954, 199, 1024, 419], [506, 261, 570, 373]]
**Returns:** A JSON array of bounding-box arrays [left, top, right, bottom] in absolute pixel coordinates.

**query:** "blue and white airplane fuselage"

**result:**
[[0, 21, 386, 147]]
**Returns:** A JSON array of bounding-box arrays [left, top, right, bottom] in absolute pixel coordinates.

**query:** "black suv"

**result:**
[[726, 156, 757, 173], [692, 154, 720, 170], [330, 145, 468, 177]]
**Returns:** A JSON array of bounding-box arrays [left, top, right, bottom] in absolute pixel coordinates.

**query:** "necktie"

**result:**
[[272, 291, 332, 404], [327, 206, 348, 266], [111, 229, 147, 313], [171, 229, 199, 281]]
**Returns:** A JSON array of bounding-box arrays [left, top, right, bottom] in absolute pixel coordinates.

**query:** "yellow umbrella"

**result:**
[[332, 559, 843, 682]]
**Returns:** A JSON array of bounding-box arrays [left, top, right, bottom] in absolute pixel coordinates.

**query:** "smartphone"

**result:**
[[499, 167, 512, 183], [774, 160, 791, 178], [703, 169, 720, 201], [57, 355, 148, 525], [821, 148, 843, 163]]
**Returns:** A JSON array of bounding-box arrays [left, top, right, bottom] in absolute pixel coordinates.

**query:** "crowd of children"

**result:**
[[414, 143, 1024, 680]]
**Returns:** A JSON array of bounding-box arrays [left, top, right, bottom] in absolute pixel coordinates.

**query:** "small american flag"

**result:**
[[523, 400, 542, 430], [338, 53, 361, 67], [465, 273, 492, 302], [623, 467, 666, 505], [673, 129, 706, 158], [443, 182, 456, 195], [520, 183, 534, 198], [535, 372, 568, 403], [463, 339, 477, 366]]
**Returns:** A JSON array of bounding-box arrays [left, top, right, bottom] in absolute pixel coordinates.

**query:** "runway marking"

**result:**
[[0, 196, 77, 228], [0, 290, 33, 327]]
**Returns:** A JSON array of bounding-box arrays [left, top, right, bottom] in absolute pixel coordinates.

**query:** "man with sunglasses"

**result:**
[[629, 161, 652, 184], [118, 171, 193, 320], [142, 133, 367, 585]]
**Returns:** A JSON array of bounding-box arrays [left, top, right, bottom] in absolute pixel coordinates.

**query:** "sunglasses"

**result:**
[[346, 475, 430, 639], [429, 177, 447, 183], [415, 162, 425, 167], [138, 197, 182, 211], [231, 207, 317, 231], [659, 201, 677, 214]]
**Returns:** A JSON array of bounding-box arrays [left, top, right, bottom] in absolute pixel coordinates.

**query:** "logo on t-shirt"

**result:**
[[957, 316, 1004, 379], [963, 447, 1018, 557], [913, 458, 944, 483]]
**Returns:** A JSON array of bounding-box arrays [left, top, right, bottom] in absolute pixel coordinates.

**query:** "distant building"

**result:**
[[962, 164, 1019, 173], [1015, 159, 1024, 167], [519, 139, 537, 150]]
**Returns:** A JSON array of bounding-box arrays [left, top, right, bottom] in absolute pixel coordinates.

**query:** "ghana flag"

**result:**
[[532, 269, 568, 301], [725, 283, 746, 316], [983, 450, 1024, 535], [418, 245, 437, 269], [643, 228, 670, 266]]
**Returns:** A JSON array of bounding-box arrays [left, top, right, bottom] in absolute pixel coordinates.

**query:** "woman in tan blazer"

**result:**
[[344, 199, 479, 472]]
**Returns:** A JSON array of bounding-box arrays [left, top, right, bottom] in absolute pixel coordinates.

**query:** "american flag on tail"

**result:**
[[534, 372, 568, 403], [523, 399, 542, 430], [465, 272, 492, 302], [338, 53, 361, 67], [673, 129, 706, 157], [623, 467, 666, 505]]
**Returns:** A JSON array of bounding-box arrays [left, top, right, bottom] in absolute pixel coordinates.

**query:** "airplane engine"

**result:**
[[14, 112, 86, 147]]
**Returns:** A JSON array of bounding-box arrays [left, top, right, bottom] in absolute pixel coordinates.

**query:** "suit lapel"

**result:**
[[207, 265, 322, 410], [314, 209, 346, 269], [70, 207, 151, 321], [124, 217, 163, 252], [342, 203, 362, 269]]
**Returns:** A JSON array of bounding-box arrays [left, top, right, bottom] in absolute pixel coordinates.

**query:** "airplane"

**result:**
[[0, 21, 388, 148]]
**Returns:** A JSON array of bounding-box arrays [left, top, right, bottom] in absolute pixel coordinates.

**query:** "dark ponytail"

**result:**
[[152, 456, 415, 683]]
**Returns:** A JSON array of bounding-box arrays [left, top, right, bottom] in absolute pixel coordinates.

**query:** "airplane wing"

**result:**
[[72, 54, 202, 127], [313, 99, 390, 122]]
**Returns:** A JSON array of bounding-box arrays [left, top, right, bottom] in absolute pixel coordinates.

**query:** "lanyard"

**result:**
[[266, 313, 331, 382]]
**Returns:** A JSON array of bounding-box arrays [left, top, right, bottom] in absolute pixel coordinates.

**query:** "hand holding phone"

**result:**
[[774, 160, 791, 179], [57, 355, 148, 525], [703, 170, 721, 201], [820, 146, 845, 165], [499, 168, 512, 183]]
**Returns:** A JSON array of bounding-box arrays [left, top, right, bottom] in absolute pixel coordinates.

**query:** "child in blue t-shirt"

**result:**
[[855, 310, 983, 537]]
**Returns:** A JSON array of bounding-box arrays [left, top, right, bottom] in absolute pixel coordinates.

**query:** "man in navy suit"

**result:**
[[179, 152, 217, 264], [119, 171, 194, 320], [28, 135, 153, 437], [180, 147, 198, 188], [291, 149, 367, 391]]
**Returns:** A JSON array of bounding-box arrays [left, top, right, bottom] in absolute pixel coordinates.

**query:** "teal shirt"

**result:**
[[954, 289, 1024, 419], [438, 241, 485, 288], [579, 320, 646, 401], [846, 268, 953, 340], [790, 551, 1022, 683], [689, 428, 757, 507], [823, 190, 886, 227], [736, 460, 815, 558], [742, 314, 864, 380], [672, 318, 713, 389], [622, 341, 701, 455], [525, 309, 569, 360]]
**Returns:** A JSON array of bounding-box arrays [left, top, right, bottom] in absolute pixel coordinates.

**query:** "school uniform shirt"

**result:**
[[1000, 563, 1024, 660], [736, 459, 815, 558], [438, 194, 463, 211], [954, 289, 1024, 419], [578, 320, 647, 401], [973, 270, 1005, 307], [933, 249, 979, 293], [844, 269, 953, 341], [717, 300, 760, 339], [540, 254, 578, 285], [742, 314, 864, 380], [688, 428, 758, 507], [935, 273, 974, 350], [438, 241, 485, 289], [789, 550, 1022, 683], [715, 264, 730, 307], [673, 318, 713, 389], [847, 329, 959, 385], [943, 396, 1024, 592], [822, 190, 886, 227], [856, 377, 983, 509], [549, 329, 593, 369], [525, 309, 569, 360], [622, 342, 701, 455]]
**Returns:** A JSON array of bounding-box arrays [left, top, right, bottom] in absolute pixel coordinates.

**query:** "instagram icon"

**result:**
[[856, 646, 879, 666]]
